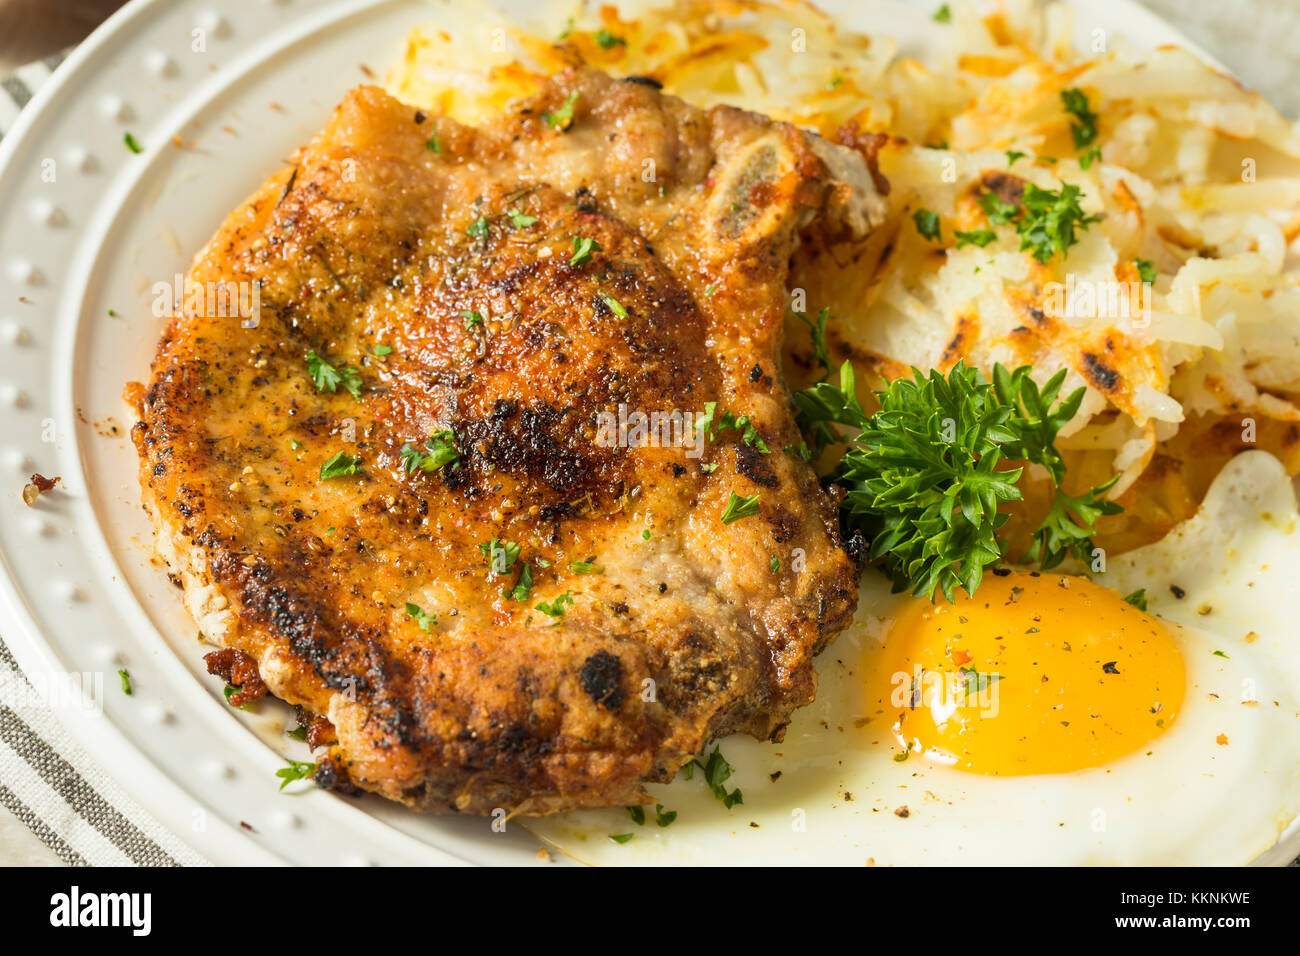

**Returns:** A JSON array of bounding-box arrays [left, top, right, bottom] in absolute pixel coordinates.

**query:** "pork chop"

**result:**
[[129, 67, 886, 814]]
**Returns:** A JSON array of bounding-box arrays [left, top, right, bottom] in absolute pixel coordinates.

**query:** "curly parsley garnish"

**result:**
[[794, 361, 1121, 601]]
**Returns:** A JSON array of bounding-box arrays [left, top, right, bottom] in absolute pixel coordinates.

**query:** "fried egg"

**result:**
[[526, 451, 1300, 865]]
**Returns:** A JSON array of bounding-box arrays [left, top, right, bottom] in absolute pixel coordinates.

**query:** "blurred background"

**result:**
[[2, 0, 1299, 115], [0, 0, 122, 72]]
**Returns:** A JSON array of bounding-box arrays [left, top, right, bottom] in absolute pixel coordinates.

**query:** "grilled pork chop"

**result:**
[[130, 67, 885, 814]]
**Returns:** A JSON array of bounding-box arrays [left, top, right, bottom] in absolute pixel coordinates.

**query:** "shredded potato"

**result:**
[[387, 0, 1300, 554]]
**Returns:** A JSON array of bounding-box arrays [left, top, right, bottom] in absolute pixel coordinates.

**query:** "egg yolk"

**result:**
[[866, 571, 1185, 775]]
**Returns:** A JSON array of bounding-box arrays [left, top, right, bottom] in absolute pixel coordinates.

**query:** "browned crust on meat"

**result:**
[[129, 68, 878, 815]]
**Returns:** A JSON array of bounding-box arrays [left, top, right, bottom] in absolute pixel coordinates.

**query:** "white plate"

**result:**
[[0, 0, 1293, 866]]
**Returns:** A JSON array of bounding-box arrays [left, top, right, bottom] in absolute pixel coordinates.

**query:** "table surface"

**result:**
[[0, 0, 1296, 866]]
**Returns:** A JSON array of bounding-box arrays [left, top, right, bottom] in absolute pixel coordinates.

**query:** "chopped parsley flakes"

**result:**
[[543, 91, 579, 131], [319, 451, 361, 480], [535, 592, 574, 620], [276, 759, 315, 791], [223, 684, 253, 710], [1061, 88, 1099, 152], [306, 350, 363, 400], [508, 208, 538, 228], [697, 403, 769, 453], [913, 208, 942, 242], [478, 538, 522, 574], [570, 235, 602, 266], [400, 430, 459, 473], [720, 491, 760, 524], [405, 602, 437, 631], [691, 747, 743, 809], [503, 562, 533, 602], [976, 183, 1099, 264], [600, 293, 628, 319], [954, 229, 998, 249]]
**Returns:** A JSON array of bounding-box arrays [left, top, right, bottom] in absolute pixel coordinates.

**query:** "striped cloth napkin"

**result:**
[[0, 51, 207, 866]]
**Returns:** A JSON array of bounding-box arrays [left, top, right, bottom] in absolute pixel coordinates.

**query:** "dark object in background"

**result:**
[[0, 0, 125, 73]]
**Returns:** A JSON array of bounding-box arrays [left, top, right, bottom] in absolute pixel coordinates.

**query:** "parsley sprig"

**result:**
[[795, 361, 1121, 601]]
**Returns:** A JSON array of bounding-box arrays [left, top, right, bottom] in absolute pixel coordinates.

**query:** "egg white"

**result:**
[[525, 451, 1300, 865]]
